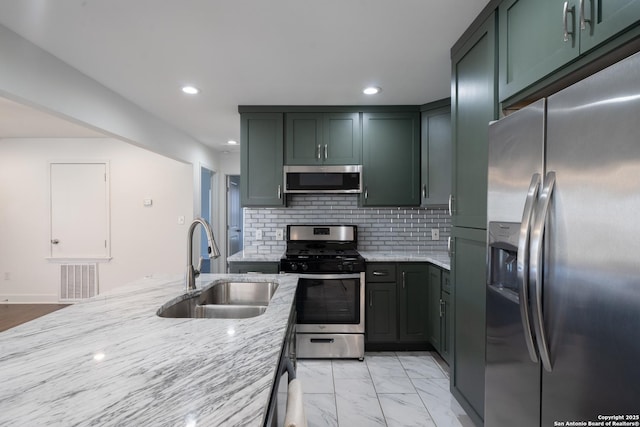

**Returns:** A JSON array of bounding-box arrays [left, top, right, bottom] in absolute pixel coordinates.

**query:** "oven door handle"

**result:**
[[296, 273, 363, 280]]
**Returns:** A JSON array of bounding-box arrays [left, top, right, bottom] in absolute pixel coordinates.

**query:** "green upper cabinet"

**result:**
[[362, 111, 420, 207], [285, 112, 361, 165], [451, 12, 497, 229], [421, 102, 452, 207], [499, 0, 579, 101], [580, 0, 640, 51], [499, 0, 640, 101], [240, 113, 285, 207]]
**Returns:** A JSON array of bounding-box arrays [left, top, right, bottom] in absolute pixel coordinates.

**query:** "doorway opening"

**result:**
[[200, 166, 217, 273], [226, 175, 243, 270]]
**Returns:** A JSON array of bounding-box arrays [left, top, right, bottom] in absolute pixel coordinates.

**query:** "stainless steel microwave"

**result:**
[[283, 165, 362, 194]]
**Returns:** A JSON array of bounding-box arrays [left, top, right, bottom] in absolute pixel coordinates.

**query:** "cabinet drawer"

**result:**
[[366, 264, 396, 282]]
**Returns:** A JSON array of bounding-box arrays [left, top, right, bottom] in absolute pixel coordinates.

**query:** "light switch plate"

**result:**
[[431, 228, 440, 240], [275, 229, 284, 241], [256, 229, 263, 240]]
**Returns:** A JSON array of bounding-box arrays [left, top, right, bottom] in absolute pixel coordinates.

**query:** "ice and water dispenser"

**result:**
[[487, 222, 520, 300]]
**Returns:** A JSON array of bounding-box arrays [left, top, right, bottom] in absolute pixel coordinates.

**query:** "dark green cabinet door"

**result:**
[[285, 112, 361, 165], [580, 0, 640, 52], [441, 288, 451, 365], [362, 112, 420, 206], [451, 13, 497, 229], [499, 0, 579, 101], [451, 226, 487, 422], [285, 113, 322, 165], [427, 265, 442, 351], [366, 282, 397, 343], [398, 263, 429, 343], [240, 113, 284, 207], [323, 112, 361, 165], [421, 105, 452, 207]]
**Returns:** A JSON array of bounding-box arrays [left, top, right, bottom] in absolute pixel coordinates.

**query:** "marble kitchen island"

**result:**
[[0, 273, 298, 427]]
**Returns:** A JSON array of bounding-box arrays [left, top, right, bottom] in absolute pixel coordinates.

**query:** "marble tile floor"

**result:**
[[279, 351, 475, 427]]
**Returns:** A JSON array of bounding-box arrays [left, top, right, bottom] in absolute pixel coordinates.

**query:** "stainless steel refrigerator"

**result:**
[[485, 51, 640, 426]]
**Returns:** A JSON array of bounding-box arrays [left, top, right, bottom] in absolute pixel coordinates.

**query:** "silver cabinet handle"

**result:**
[[448, 194, 454, 216], [579, 0, 590, 30], [563, 1, 575, 42], [422, 184, 427, 199], [518, 173, 542, 363], [317, 144, 321, 160], [439, 299, 444, 317], [364, 187, 368, 200], [402, 271, 406, 289], [277, 184, 282, 199], [447, 236, 452, 258], [324, 144, 328, 159], [51, 239, 60, 244], [530, 171, 556, 372], [369, 291, 373, 307], [372, 271, 388, 276]]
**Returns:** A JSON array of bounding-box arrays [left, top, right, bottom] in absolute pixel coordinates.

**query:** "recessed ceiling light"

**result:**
[[181, 86, 200, 95], [227, 140, 238, 145], [363, 86, 381, 95]]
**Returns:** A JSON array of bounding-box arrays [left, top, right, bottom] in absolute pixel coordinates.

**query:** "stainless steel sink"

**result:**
[[157, 281, 278, 319]]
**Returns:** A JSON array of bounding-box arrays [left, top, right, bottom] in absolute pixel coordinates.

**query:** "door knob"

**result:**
[[51, 239, 60, 244]]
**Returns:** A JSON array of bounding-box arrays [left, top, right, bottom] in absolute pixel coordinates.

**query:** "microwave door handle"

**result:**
[[530, 171, 556, 372], [518, 173, 541, 363]]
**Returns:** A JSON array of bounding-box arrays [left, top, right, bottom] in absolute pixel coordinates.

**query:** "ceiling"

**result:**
[[0, 0, 489, 152]]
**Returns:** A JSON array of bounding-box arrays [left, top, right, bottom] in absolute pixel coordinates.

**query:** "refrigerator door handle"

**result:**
[[530, 171, 556, 372], [518, 173, 541, 363]]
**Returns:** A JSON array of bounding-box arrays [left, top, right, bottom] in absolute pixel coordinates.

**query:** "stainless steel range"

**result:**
[[280, 224, 365, 360]]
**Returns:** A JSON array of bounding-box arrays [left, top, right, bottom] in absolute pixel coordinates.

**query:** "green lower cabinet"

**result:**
[[362, 112, 420, 207], [450, 226, 487, 425], [365, 282, 398, 343], [365, 263, 431, 347], [427, 265, 443, 352], [398, 264, 430, 342], [228, 262, 279, 274], [440, 286, 451, 365]]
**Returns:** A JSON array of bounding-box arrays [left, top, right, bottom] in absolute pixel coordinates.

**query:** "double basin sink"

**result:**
[[157, 281, 279, 319]]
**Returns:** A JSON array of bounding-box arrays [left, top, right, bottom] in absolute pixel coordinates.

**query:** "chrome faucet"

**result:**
[[186, 217, 220, 292]]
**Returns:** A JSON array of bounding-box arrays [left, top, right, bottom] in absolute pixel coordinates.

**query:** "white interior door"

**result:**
[[50, 162, 109, 258]]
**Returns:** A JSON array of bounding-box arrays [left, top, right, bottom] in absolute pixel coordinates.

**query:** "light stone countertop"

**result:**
[[0, 273, 298, 427], [359, 250, 451, 270], [227, 250, 284, 263], [227, 250, 450, 270]]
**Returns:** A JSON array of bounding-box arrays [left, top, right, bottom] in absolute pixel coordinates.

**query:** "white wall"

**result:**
[[0, 23, 232, 283], [0, 138, 193, 302]]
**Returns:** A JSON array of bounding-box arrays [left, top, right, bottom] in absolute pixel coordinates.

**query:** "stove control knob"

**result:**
[[290, 263, 298, 271], [301, 263, 308, 271], [338, 264, 344, 271]]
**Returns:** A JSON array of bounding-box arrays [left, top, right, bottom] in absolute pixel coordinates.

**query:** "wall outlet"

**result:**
[[431, 228, 440, 241], [256, 229, 263, 240], [275, 229, 284, 241]]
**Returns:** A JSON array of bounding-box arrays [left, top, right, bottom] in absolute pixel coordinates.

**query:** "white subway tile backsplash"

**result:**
[[243, 194, 450, 253]]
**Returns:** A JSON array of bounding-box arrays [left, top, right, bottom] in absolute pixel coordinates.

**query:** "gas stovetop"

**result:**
[[280, 225, 365, 273]]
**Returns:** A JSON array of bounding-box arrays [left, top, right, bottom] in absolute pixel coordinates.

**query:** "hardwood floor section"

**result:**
[[0, 304, 70, 332]]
